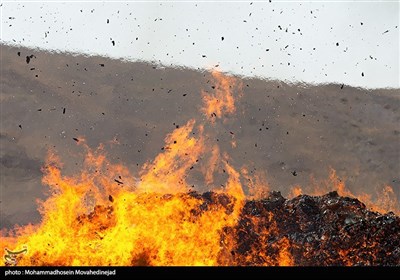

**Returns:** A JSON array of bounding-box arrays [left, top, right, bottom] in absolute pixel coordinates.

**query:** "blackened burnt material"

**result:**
[[74, 190, 399, 266], [232, 191, 400, 266]]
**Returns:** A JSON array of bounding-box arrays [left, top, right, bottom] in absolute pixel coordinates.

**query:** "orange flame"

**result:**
[[289, 168, 399, 215], [201, 71, 241, 122], [241, 167, 270, 200], [367, 185, 399, 215], [288, 185, 302, 199], [235, 214, 294, 266], [202, 144, 220, 186], [138, 119, 204, 194]]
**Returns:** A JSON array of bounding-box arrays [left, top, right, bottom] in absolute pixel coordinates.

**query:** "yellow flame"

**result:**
[[1, 143, 247, 266], [138, 119, 203, 194]]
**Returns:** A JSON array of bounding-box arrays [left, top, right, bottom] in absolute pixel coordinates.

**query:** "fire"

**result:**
[[289, 168, 400, 215], [241, 167, 270, 201], [138, 119, 204, 194], [1, 126, 246, 266], [234, 213, 294, 266], [288, 185, 302, 199], [201, 71, 240, 122], [0, 70, 250, 266], [372, 185, 399, 214], [1, 70, 398, 266], [202, 144, 220, 186]]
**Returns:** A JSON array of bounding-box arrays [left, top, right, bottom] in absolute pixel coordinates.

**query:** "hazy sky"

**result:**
[[1, 0, 399, 88]]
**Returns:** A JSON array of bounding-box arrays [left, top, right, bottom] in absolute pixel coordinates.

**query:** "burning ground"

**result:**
[[1, 144, 399, 265], [0, 45, 399, 266]]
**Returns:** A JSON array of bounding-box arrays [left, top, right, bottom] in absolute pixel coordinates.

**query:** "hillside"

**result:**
[[1, 44, 399, 227]]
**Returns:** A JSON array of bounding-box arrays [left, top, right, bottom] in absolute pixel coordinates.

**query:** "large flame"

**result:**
[[1, 148, 243, 266], [1, 71, 398, 266], [0, 71, 249, 266]]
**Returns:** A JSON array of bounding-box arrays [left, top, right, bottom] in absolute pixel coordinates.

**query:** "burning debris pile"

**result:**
[[142, 190, 400, 266], [1, 71, 399, 266], [3, 189, 399, 266], [5, 187, 400, 266], [234, 191, 400, 266]]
